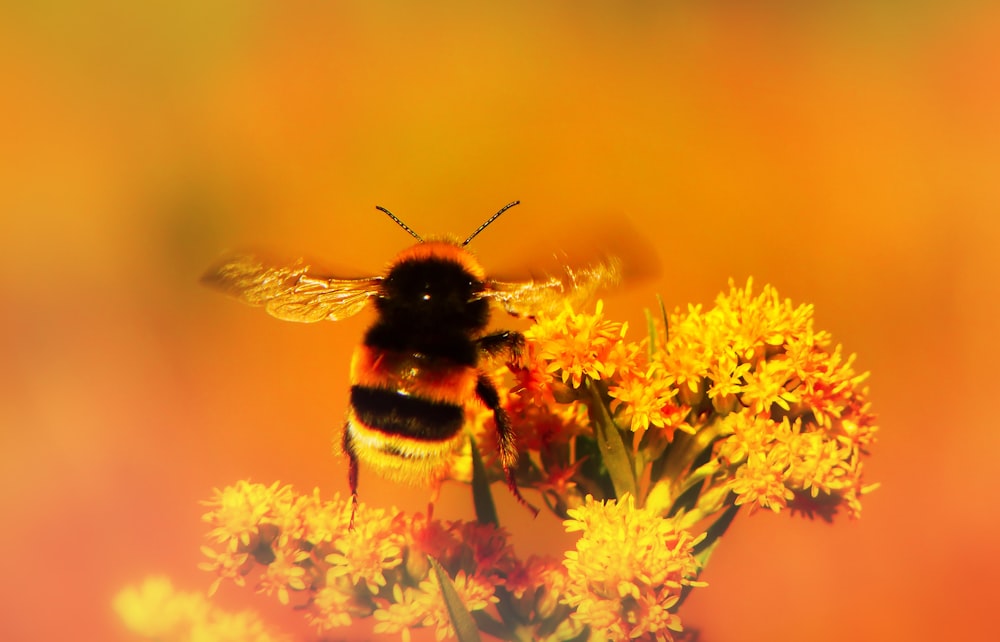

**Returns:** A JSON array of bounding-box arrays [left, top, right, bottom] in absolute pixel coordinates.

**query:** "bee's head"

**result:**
[[378, 243, 489, 332], [370, 200, 519, 334]]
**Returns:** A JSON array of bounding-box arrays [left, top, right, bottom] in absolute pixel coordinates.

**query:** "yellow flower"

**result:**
[[257, 546, 310, 605], [325, 503, 404, 594], [306, 586, 356, 631], [716, 411, 780, 466], [728, 449, 796, 514], [372, 584, 425, 642], [562, 495, 703, 641], [525, 299, 626, 388], [417, 570, 499, 641], [201, 480, 294, 550], [114, 576, 292, 642], [503, 555, 584, 640], [739, 358, 800, 415], [656, 306, 712, 402], [296, 488, 352, 544], [598, 331, 648, 380], [375, 568, 498, 642], [198, 545, 250, 596], [705, 351, 752, 412], [608, 367, 690, 437]]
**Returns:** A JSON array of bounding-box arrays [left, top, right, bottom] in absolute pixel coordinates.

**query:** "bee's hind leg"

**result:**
[[474, 371, 539, 517], [341, 424, 360, 527]]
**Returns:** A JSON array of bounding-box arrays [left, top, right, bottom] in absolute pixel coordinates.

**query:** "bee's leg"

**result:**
[[476, 330, 525, 364], [475, 371, 539, 517], [342, 424, 359, 528]]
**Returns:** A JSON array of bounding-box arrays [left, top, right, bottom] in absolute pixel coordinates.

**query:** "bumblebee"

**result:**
[[204, 201, 619, 512]]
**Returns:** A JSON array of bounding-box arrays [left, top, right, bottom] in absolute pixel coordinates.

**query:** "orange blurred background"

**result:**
[[2, 2, 998, 640]]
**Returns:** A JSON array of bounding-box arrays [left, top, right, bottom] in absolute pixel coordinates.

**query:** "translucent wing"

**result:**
[[203, 254, 381, 323], [483, 256, 622, 318]]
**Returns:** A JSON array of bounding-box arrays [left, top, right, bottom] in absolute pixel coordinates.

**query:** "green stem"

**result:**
[[658, 416, 727, 496], [585, 378, 637, 500], [677, 500, 740, 609], [469, 434, 499, 528]]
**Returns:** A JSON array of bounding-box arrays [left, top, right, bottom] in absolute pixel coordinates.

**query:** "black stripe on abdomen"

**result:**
[[350, 385, 465, 441]]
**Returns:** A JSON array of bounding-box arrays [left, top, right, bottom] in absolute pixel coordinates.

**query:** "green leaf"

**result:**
[[644, 307, 658, 356], [429, 555, 482, 642], [658, 293, 669, 343], [469, 434, 499, 527], [573, 435, 617, 498], [586, 379, 636, 500], [471, 610, 509, 640], [645, 294, 669, 359]]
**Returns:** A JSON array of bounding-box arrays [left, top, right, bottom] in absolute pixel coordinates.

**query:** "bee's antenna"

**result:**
[[376, 205, 423, 243], [462, 200, 520, 246]]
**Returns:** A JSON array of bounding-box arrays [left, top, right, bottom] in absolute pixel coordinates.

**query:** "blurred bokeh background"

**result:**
[[2, 2, 998, 640]]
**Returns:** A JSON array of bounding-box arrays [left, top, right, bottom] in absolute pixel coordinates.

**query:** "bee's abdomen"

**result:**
[[348, 386, 464, 441], [344, 345, 477, 484]]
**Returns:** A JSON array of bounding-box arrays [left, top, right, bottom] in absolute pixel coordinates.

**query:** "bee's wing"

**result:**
[[203, 254, 381, 323], [483, 257, 622, 318]]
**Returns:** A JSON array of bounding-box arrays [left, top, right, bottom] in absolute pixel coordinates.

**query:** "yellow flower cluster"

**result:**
[[666, 279, 877, 519], [563, 495, 704, 642], [197, 482, 575, 641], [516, 278, 878, 522], [114, 576, 292, 642]]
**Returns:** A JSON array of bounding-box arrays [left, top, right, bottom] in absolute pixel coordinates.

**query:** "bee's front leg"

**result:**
[[476, 330, 524, 363]]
